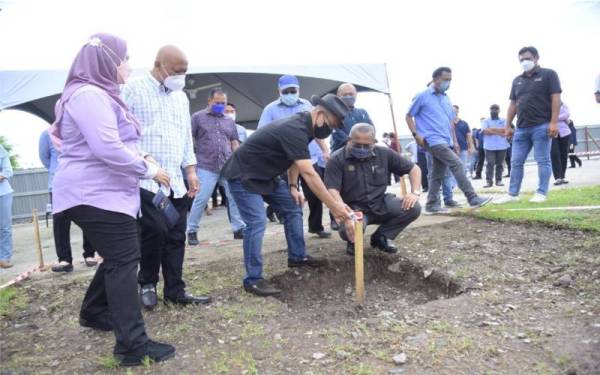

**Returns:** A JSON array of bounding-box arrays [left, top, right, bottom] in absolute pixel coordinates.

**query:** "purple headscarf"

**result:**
[[50, 32, 139, 148]]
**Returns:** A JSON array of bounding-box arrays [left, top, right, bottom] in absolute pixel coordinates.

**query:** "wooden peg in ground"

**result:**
[[354, 211, 365, 305]]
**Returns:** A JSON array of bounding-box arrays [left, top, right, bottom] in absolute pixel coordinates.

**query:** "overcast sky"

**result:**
[[0, 0, 599, 168]]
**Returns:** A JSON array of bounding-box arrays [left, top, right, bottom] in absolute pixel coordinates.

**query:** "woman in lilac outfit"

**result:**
[[50, 33, 174, 366]]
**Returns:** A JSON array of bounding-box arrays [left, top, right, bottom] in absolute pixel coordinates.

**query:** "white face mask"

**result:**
[[225, 113, 236, 122], [521, 60, 535, 72], [163, 74, 186, 92]]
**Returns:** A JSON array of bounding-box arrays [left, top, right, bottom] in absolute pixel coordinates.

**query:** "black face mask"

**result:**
[[314, 123, 332, 139]]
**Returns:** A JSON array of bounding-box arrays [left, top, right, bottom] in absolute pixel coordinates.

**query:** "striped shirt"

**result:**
[[121, 72, 196, 198]]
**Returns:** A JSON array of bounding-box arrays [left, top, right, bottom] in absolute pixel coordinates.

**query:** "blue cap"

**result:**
[[278, 75, 300, 90]]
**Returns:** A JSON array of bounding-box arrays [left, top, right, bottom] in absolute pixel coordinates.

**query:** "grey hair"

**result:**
[[349, 123, 375, 139]]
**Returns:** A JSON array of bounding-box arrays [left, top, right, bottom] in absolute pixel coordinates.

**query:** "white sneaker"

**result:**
[[529, 193, 547, 203], [493, 194, 520, 204]]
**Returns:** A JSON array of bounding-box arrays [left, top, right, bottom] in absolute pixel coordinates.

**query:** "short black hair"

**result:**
[[518, 46, 539, 58], [209, 87, 226, 100], [453, 105, 459, 110], [490, 104, 500, 110], [226, 102, 236, 109], [432, 67, 452, 79]]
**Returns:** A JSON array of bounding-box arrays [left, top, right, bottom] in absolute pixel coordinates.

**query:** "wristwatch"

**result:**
[[411, 189, 422, 196]]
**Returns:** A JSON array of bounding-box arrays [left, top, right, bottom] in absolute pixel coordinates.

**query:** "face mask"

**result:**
[[340, 95, 356, 108], [116, 60, 131, 84], [164, 74, 186, 92], [438, 80, 451, 93], [225, 113, 236, 122], [491, 111, 499, 119], [521, 59, 535, 72], [211, 103, 225, 115], [281, 92, 299, 106], [350, 145, 373, 160]]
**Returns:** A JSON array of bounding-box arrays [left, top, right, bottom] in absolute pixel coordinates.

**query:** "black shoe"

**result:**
[[309, 230, 331, 239], [233, 229, 244, 239], [473, 176, 482, 180], [483, 182, 493, 188], [187, 232, 199, 246], [444, 200, 462, 208], [346, 242, 355, 256], [266, 207, 277, 223], [140, 284, 157, 310], [288, 255, 326, 268], [84, 258, 98, 267], [503, 174, 510, 178], [553, 179, 564, 186], [52, 263, 74, 273], [330, 221, 340, 231], [79, 316, 113, 332], [115, 339, 175, 367], [164, 293, 212, 306], [496, 181, 505, 187], [370, 235, 398, 254], [422, 188, 428, 193], [243, 280, 281, 297], [275, 212, 284, 224]]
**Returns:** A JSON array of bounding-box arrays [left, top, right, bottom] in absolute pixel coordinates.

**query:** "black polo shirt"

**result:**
[[509, 66, 562, 128], [221, 112, 313, 194], [324, 145, 414, 216]]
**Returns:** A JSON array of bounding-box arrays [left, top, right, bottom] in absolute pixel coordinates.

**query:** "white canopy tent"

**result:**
[[0, 64, 394, 130]]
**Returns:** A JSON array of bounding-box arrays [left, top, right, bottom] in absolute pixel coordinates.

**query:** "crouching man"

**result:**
[[325, 123, 422, 255]]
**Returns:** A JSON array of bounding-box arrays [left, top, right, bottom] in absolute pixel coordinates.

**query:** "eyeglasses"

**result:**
[[281, 88, 298, 95]]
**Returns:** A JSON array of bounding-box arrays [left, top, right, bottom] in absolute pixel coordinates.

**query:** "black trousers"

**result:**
[[551, 135, 570, 180], [505, 145, 512, 175], [138, 189, 187, 300], [417, 151, 429, 190], [63, 205, 148, 354], [299, 164, 325, 233], [50, 192, 94, 264], [484, 149, 507, 183], [475, 148, 485, 177], [569, 146, 582, 168], [338, 195, 421, 242]]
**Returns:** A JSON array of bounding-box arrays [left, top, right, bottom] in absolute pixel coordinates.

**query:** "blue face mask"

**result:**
[[438, 80, 451, 93], [281, 92, 299, 106], [350, 145, 373, 159], [211, 103, 225, 115]]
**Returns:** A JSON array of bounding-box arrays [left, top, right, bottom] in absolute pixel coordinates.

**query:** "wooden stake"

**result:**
[[32, 209, 44, 268], [354, 217, 365, 305]]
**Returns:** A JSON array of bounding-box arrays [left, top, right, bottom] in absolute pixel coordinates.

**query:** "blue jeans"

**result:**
[[187, 168, 245, 233], [227, 178, 306, 285], [459, 150, 469, 175], [509, 123, 552, 196], [0, 193, 13, 261], [426, 151, 455, 203]]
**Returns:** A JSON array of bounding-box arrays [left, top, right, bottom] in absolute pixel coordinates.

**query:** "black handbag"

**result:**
[[152, 187, 180, 229]]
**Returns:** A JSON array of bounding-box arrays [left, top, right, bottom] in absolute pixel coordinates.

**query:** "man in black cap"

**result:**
[[222, 94, 356, 297]]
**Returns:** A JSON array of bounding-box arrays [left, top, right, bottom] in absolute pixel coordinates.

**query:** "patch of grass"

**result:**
[[99, 355, 120, 370], [464, 185, 600, 232], [0, 286, 27, 319], [350, 363, 377, 375]]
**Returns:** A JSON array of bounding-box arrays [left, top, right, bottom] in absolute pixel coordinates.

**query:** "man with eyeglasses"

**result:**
[[325, 123, 422, 256]]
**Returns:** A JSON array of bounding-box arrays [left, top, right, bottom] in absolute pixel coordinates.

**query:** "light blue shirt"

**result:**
[[39, 129, 59, 191], [257, 97, 313, 128], [308, 140, 326, 168], [407, 86, 455, 147], [0, 144, 14, 196], [481, 118, 509, 150], [236, 124, 248, 143]]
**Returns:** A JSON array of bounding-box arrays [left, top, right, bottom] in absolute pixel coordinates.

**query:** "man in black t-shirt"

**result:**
[[325, 124, 422, 256], [494, 46, 561, 205], [222, 94, 355, 297]]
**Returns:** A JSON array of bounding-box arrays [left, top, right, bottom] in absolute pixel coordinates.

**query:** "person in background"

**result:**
[[480, 104, 509, 188], [495, 46, 562, 204], [326, 124, 422, 255], [406, 67, 491, 214], [388, 132, 402, 183], [39, 128, 97, 272], [382, 132, 391, 147], [417, 144, 429, 192], [186, 88, 246, 244], [469, 128, 480, 178], [550, 103, 572, 185], [452, 105, 474, 174], [330, 83, 374, 153], [595, 73, 600, 104], [568, 120, 582, 168], [258, 75, 315, 224], [222, 94, 354, 297], [504, 124, 515, 177], [473, 120, 486, 179], [0, 143, 14, 269], [225, 103, 248, 143], [50, 33, 174, 366], [121, 45, 211, 310], [299, 139, 331, 239]]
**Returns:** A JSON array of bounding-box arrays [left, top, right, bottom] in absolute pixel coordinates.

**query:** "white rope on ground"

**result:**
[[489, 205, 600, 212]]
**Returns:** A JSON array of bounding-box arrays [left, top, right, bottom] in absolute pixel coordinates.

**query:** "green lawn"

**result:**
[[464, 185, 600, 232]]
